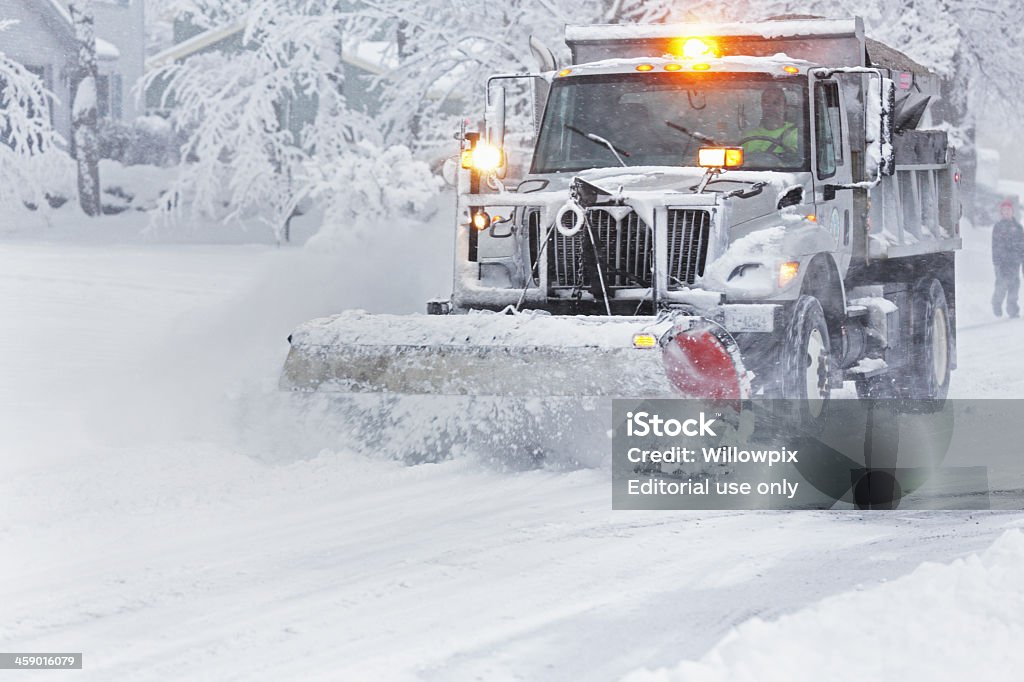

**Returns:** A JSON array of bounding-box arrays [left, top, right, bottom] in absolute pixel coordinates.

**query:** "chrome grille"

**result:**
[[528, 207, 712, 290], [550, 209, 652, 289], [666, 209, 710, 287]]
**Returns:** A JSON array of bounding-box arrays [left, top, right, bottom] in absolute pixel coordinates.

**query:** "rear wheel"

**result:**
[[907, 278, 952, 400], [854, 278, 951, 404]]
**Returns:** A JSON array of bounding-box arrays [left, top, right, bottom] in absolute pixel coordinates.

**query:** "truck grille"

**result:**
[[528, 208, 710, 290], [551, 209, 652, 288], [666, 209, 711, 287]]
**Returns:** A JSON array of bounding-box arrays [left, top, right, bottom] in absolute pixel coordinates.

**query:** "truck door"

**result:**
[[810, 78, 854, 276]]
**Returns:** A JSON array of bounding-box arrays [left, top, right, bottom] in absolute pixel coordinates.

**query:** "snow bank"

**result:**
[[622, 529, 1024, 682]]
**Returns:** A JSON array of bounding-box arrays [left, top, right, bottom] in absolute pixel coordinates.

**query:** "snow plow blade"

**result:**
[[280, 311, 684, 397]]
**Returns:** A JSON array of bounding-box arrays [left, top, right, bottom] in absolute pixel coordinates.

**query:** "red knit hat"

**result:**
[[1000, 198, 1014, 209]]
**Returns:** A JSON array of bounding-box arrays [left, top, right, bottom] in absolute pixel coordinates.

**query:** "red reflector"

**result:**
[[662, 328, 742, 400]]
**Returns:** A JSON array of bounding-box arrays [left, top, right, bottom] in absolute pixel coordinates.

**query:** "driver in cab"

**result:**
[[742, 87, 799, 156]]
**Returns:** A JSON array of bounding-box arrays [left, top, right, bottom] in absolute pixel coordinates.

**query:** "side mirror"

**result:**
[[441, 157, 458, 187], [485, 85, 506, 151], [866, 75, 896, 178]]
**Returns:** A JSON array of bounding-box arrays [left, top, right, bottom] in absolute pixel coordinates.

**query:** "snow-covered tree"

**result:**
[[69, 0, 101, 217], [147, 0, 441, 241], [0, 20, 66, 211]]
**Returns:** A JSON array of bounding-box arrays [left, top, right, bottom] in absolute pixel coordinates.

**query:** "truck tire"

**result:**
[[904, 278, 952, 401], [781, 295, 831, 421], [855, 278, 951, 404]]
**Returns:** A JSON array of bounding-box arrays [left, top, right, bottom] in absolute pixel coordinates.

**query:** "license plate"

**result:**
[[723, 305, 776, 333]]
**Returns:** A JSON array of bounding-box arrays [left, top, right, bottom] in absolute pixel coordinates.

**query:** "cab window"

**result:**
[[814, 81, 843, 179]]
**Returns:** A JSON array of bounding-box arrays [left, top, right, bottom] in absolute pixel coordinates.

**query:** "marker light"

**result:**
[[632, 333, 659, 349], [664, 63, 682, 72], [806, 214, 817, 222], [697, 147, 744, 168], [692, 63, 710, 71], [557, 68, 572, 77], [472, 210, 491, 231], [460, 142, 504, 172], [783, 65, 800, 74], [779, 261, 800, 288], [636, 64, 654, 72]]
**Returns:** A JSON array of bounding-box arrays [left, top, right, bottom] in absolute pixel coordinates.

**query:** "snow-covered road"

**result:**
[[1, 225, 1022, 680]]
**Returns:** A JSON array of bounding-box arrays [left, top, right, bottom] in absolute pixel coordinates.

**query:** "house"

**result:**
[[0, 0, 145, 141]]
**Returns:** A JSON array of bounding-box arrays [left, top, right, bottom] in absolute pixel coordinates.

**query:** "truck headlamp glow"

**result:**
[[779, 261, 800, 288], [471, 210, 491, 231], [461, 142, 505, 173], [697, 147, 743, 169]]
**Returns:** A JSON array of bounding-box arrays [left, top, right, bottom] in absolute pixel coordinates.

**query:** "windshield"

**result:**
[[532, 72, 809, 174]]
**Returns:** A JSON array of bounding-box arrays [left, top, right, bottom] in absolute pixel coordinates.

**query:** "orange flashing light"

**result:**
[[783, 65, 800, 74], [698, 147, 744, 169], [664, 63, 683, 72], [557, 68, 572, 77], [692, 63, 710, 71], [670, 37, 719, 60], [636, 64, 654, 72]]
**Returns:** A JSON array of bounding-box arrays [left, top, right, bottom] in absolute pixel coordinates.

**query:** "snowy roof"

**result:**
[[146, 20, 247, 70], [146, 23, 392, 76], [40, 0, 120, 61], [565, 19, 861, 43]]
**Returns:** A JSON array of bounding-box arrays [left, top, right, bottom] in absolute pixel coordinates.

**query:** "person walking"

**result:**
[[992, 199, 1024, 318]]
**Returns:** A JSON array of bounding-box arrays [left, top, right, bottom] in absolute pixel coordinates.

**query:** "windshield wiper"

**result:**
[[665, 120, 719, 146], [565, 125, 629, 167]]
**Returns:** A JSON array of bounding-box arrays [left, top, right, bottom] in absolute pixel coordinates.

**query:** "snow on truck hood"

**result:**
[[522, 167, 806, 227]]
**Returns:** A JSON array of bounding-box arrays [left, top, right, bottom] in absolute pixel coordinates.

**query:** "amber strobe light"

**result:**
[[697, 147, 744, 168], [670, 37, 720, 59], [461, 141, 504, 173]]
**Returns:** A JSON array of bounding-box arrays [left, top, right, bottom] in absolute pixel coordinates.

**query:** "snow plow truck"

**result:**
[[281, 17, 961, 417]]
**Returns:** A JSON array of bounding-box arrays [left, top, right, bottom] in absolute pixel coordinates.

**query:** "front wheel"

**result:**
[[780, 296, 832, 422]]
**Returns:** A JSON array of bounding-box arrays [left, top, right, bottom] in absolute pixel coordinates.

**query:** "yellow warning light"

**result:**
[[779, 261, 800, 288], [664, 63, 683, 72], [460, 141, 504, 172], [806, 214, 817, 222], [784, 65, 800, 74], [671, 37, 719, 59], [635, 64, 654, 72], [692, 62, 711, 71], [557, 68, 572, 77], [632, 333, 659, 349], [698, 147, 744, 169], [684, 37, 716, 58]]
